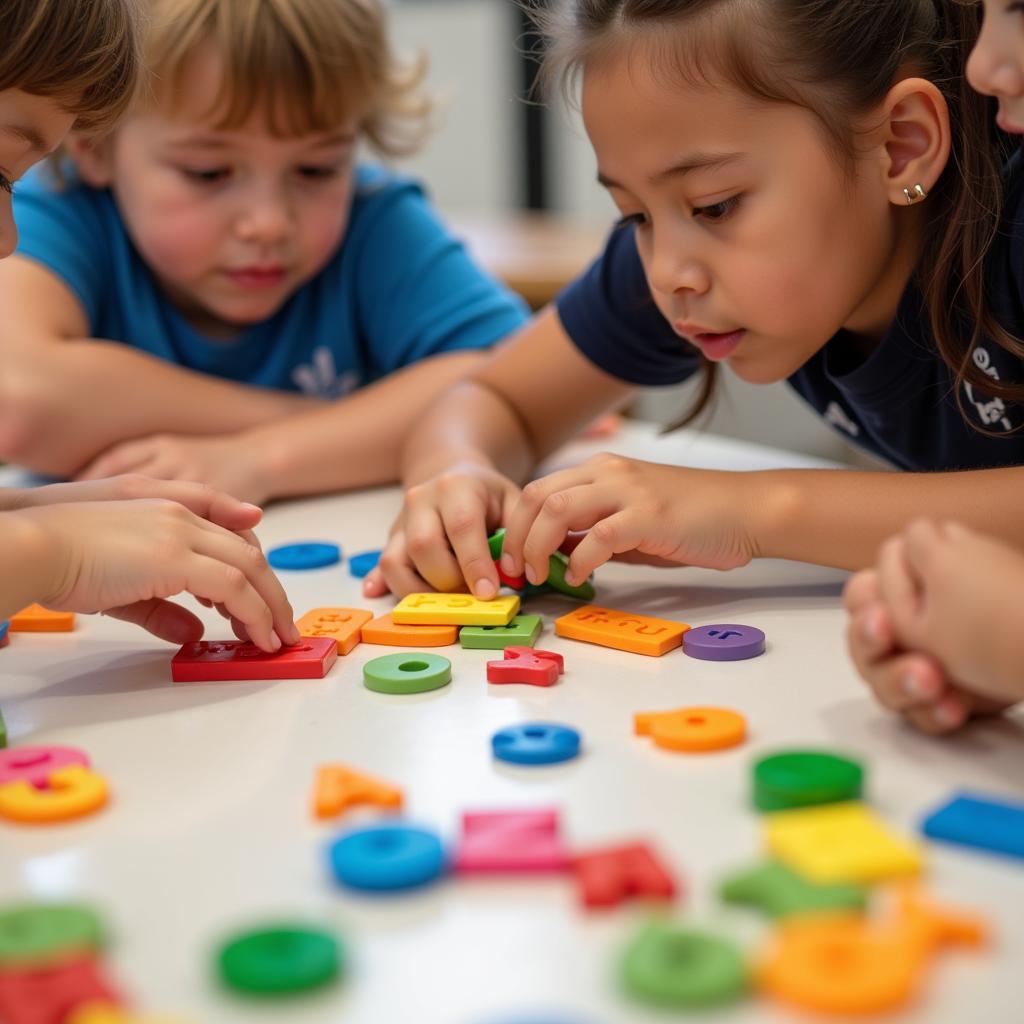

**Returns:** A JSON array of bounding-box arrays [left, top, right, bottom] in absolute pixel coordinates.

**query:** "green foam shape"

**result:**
[[753, 750, 864, 811], [218, 925, 342, 995], [546, 551, 595, 601], [621, 922, 747, 1009], [720, 860, 867, 918], [459, 614, 543, 650], [363, 652, 452, 695], [0, 904, 104, 968]]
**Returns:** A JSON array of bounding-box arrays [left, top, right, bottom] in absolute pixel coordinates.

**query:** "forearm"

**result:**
[[1, 338, 320, 476], [242, 351, 493, 500], [0, 512, 59, 619], [752, 466, 1024, 570]]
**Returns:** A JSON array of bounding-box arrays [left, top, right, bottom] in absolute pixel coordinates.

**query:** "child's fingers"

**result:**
[[189, 529, 299, 647], [503, 466, 592, 578], [846, 603, 895, 669], [842, 568, 881, 614], [563, 510, 644, 585], [76, 443, 150, 482], [876, 535, 922, 638], [375, 536, 436, 598], [434, 489, 498, 598], [361, 566, 390, 598], [103, 598, 205, 645], [135, 480, 264, 534], [403, 503, 470, 594], [859, 650, 947, 712], [904, 693, 971, 735]]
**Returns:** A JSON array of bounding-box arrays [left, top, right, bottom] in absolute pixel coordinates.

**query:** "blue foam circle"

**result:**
[[327, 823, 446, 891], [348, 549, 382, 578], [491, 723, 581, 766], [268, 542, 341, 571]]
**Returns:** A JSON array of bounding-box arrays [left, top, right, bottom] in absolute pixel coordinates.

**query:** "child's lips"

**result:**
[[224, 266, 288, 289], [675, 324, 747, 361]]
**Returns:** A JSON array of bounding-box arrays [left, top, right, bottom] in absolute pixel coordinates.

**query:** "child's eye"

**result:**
[[0, 174, 13, 195], [693, 196, 741, 222], [297, 164, 344, 181], [182, 167, 230, 184], [614, 212, 647, 231]]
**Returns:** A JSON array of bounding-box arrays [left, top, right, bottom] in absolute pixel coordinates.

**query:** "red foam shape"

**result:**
[[573, 842, 678, 909], [171, 637, 337, 681], [486, 646, 565, 687], [494, 559, 527, 591], [453, 808, 570, 874], [0, 956, 122, 1024]]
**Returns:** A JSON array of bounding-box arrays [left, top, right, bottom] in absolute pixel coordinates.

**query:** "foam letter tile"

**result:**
[[295, 607, 372, 654], [392, 593, 520, 627], [460, 614, 543, 650], [573, 842, 677, 909], [635, 707, 746, 752], [719, 861, 867, 919], [9, 605, 75, 633], [921, 791, 1024, 861], [682, 623, 765, 661], [555, 605, 690, 656], [312, 764, 403, 820], [0, 746, 90, 789], [453, 809, 570, 874], [621, 922, 747, 1010], [757, 885, 986, 1015], [328, 823, 446, 892], [0, 709, 6, 749], [171, 637, 337, 682], [0, 956, 121, 1024], [69, 1005, 193, 1024], [486, 646, 564, 687], [494, 559, 527, 591], [0, 766, 109, 824], [765, 802, 924, 884], [546, 551, 596, 601], [360, 613, 457, 648]]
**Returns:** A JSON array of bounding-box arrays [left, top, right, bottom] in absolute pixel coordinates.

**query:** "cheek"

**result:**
[[297, 191, 351, 266]]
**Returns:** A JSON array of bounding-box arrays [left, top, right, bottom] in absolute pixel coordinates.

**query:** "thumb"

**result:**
[[103, 598, 205, 644]]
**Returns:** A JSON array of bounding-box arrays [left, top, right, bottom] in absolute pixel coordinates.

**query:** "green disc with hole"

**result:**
[[363, 653, 452, 694], [487, 529, 507, 560], [621, 922, 747, 1009], [460, 614, 543, 650], [546, 551, 596, 601], [0, 903, 104, 967], [218, 924, 342, 995], [753, 750, 864, 812]]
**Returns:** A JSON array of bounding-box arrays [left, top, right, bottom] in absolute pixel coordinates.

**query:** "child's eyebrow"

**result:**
[[164, 131, 357, 151], [597, 150, 745, 190], [0, 123, 50, 156]]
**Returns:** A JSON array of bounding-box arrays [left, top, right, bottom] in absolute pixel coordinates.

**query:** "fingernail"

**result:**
[[564, 570, 578, 587], [270, 630, 282, 651], [288, 623, 301, 644], [934, 698, 965, 729], [525, 564, 539, 585], [500, 554, 517, 575], [241, 502, 262, 513], [475, 578, 497, 600], [903, 673, 936, 700], [861, 613, 880, 644]]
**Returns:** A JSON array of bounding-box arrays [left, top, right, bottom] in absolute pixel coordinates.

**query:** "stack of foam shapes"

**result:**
[[171, 637, 337, 682], [555, 605, 690, 656]]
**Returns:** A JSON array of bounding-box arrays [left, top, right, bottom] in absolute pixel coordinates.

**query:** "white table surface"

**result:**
[[2, 424, 1023, 1023]]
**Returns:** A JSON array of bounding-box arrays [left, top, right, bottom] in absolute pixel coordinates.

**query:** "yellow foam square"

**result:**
[[391, 593, 520, 627], [765, 802, 923, 884]]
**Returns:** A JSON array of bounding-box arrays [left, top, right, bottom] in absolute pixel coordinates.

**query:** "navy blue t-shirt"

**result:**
[[557, 160, 1024, 471]]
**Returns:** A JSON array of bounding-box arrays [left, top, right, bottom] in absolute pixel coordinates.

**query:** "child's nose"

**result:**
[[236, 194, 292, 244]]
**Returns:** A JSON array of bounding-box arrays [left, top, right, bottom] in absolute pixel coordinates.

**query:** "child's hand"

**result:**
[[75, 435, 270, 505], [844, 520, 1018, 733], [22, 498, 299, 651], [498, 454, 759, 592], [364, 463, 522, 598]]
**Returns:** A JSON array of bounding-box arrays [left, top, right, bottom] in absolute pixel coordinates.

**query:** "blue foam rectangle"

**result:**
[[921, 792, 1024, 861]]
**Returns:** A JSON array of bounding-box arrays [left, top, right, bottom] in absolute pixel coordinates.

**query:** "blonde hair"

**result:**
[[0, 0, 141, 133], [138, 0, 431, 155]]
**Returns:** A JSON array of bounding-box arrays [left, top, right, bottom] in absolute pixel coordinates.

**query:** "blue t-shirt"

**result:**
[[13, 164, 529, 398], [557, 157, 1024, 471]]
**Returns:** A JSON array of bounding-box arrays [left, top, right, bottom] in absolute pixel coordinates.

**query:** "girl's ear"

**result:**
[[63, 133, 114, 188], [877, 77, 951, 204]]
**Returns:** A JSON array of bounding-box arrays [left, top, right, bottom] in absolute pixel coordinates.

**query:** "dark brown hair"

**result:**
[[533, 0, 1022, 431], [0, 0, 140, 133]]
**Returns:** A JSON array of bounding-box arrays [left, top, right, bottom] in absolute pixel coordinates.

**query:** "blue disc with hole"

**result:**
[[328, 823, 446, 891], [348, 549, 382, 578], [492, 722, 581, 765], [268, 542, 341, 571]]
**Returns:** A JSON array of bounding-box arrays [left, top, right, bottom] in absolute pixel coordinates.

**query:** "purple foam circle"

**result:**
[[683, 624, 766, 661]]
